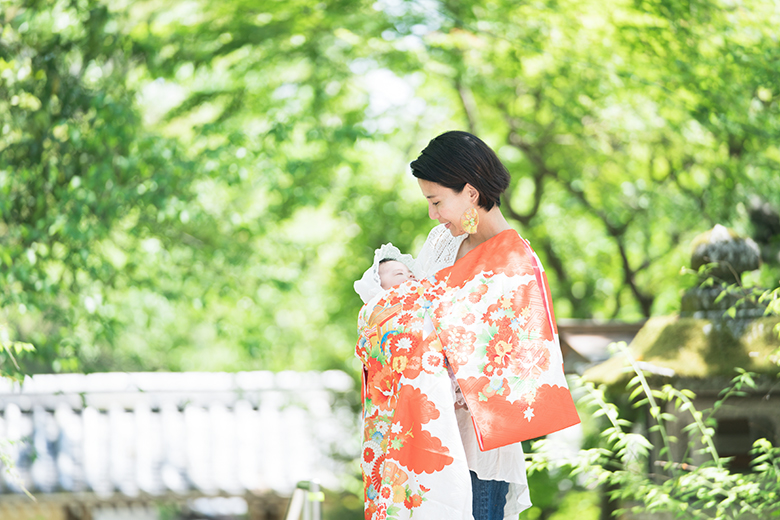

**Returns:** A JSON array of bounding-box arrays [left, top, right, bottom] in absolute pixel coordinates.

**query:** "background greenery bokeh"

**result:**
[[2, 1, 780, 519], [2, 0, 778, 377]]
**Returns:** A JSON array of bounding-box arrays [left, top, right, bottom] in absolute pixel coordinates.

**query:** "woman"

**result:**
[[356, 131, 579, 520]]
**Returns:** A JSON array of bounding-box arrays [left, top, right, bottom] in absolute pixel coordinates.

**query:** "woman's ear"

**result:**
[[464, 183, 479, 205]]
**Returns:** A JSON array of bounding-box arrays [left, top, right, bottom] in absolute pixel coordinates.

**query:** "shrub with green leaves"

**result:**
[[529, 338, 780, 519]]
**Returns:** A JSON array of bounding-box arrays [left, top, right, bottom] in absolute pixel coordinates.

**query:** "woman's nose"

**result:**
[[428, 204, 438, 220]]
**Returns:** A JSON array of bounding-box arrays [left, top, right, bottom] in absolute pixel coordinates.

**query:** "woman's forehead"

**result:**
[[417, 178, 452, 198]]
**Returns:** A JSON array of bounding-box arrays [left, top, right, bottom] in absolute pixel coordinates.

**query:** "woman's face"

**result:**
[[418, 179, 477, 237]]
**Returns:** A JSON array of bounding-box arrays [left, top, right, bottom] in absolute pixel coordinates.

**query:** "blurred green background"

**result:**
[[2, 0, 779, 379], [3, 2, 780, 519]]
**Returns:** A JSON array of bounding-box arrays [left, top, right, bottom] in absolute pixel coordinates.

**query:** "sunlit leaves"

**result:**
[[545, 360, 780, 519], [0, 1, 193, 371], [2, 0, 780, 378]]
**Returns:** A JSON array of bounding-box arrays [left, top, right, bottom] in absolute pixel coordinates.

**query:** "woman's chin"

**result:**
[[445, 224, 464, 237]]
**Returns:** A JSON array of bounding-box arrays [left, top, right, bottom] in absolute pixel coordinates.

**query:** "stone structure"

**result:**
[[0, 370, 358, 520], [586, 224, 779, 469]]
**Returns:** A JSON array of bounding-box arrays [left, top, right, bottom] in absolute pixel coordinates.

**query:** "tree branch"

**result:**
[[614, 235, 654, 317], [503, 171, 546, 226], [560, 181, 655, 317], [666, 157, 715, 225], [455, 77, 478, 135], [536, 236, 592, 318], [499, 98, 657, 317]]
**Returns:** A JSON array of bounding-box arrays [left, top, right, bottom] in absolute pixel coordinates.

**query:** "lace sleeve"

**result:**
[[413, 224, 467, 279]]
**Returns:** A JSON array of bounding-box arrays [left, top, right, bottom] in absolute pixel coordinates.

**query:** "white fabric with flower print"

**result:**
[[415, 224, 532, 519]]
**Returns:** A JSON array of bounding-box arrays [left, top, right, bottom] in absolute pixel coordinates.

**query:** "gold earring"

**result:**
[[461, 207, 479, 234]]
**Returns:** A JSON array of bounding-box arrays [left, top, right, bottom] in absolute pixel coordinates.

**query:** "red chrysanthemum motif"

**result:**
[[397, 312, 413, 327], [387, 332, 415, 354], [468, 292, 482, 304], [407, 316, 424, 331], [422, 351, 444, 373], [380, 486, 392, 499], [404, 494, 423, 509], [509, 282, 553, 342], [368, 364, 396, 411], [366, 499, 377, 520], [486, 327, 514, 369], [434, 300, 453, 319], [363, 446, 375, 464], [463, 313, 476, 325], [402, 291, 419, 308], [441, 326, 476, 352], [476, 283, 489, 295], [430, 283, 447, 297], [482, 302, 510, 328]]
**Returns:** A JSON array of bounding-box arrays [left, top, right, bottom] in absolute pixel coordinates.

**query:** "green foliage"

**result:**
[[438, 0, 780, 319], [1, 0, 195, 371], [0, 323, 34, 382], [2, 0, 780, 376], [0, 437, 34, 500], [520, 489, 599, 520], [3, 5, 779, 515], [531, 343, 780, 519]]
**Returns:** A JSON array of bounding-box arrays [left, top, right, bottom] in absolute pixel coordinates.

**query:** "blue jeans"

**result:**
[[470, 471, 509, 520]]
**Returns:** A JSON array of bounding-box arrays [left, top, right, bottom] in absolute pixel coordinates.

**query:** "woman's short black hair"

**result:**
[[410, 131, 510, 210]]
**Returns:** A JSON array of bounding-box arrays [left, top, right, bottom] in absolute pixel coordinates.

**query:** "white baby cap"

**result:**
[[353, 243, 416, 304]]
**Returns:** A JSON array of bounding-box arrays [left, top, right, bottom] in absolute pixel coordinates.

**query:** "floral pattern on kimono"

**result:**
[[356, 230, 580, 520]]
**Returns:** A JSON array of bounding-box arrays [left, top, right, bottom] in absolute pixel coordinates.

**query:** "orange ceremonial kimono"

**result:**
[[356, 229, 580, 520]]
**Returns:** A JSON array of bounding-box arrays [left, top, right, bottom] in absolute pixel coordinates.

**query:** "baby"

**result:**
[[354, 243, 416, 305], [377, 258, 415, 291]]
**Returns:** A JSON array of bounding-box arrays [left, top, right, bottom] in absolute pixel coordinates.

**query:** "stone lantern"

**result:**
[[682, 224, 763, 319]]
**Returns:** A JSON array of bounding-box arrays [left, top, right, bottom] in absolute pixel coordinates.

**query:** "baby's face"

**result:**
[[378, 260, 415, 290]]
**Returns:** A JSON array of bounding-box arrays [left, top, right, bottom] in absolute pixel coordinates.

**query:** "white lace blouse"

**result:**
[[415, 224, 532, 518], [412, 224, 467, 281]]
